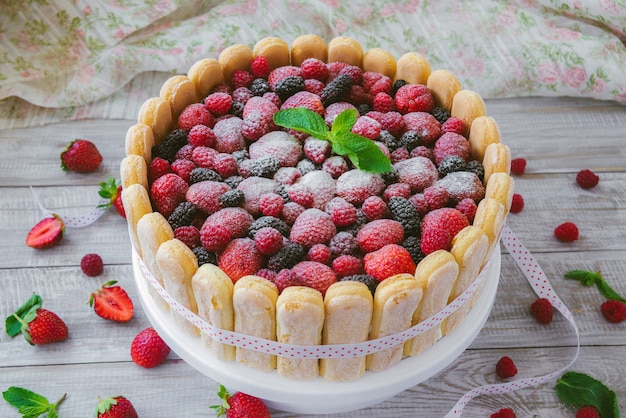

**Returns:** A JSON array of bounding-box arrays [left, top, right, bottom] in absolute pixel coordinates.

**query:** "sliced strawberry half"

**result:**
[[89, 280, 134, 322], [26, 214, 65, 249]]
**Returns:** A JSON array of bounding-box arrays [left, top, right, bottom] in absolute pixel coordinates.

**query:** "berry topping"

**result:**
[[576, 169, 600, 189], [204, 92, 233, 116], [291, 261, 337, 295], [81, 253, 104, 277], [554, 221, 579, 242], [178, 103, 215, 131], [530, 298, 553, 324], [339, 274, 379, 296], [253, 227, 284, 255], [289, 208, 337, 247], [336, 169, 386, 205], [363, 244, 416, 282], [267, 242, 305, 272], [218, 238, 263, 281], [420, 208, 469, 255], [600, 299, 626, 323], [394, 84, 434, 114], [495, 356, 518, 378], [250, 55, 271, 78], [307, 244, 332, 265], [387, 196, 421, 236], [394, 156, 438, 192], [321, 74, 353, 106], [332, 254, 364, 278], [186, 180, 230, 215], [356, 219, 405, 253], [433, 132, 470, 165], [325, 197, 357, 227]]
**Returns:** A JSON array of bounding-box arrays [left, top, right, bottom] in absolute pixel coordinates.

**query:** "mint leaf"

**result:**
[[331, 107, 358, 134], [597, 280, 626, 303], [5, 294, 42, 337], [337, 132, 393, 173], [273, 108, 329, 139], [555, 372, 619, 418], [2, 387, 66, 418], [564, 270, 626, 302]]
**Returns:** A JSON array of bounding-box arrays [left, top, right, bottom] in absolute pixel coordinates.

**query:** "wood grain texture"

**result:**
[[1, 97, 625, 417]]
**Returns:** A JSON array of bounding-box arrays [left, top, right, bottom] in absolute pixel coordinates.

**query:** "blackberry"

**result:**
[[232, 150, 249, 162], [392, 79, 407, 96], [250, 78, 271, 96], [189, 167, 222, 183], [274, 76, 305, 100], [220, 189, 245, 207], [357, 103, 372, 116], [248, 216, 291, 238], [151, 128, 187, 162], [466, 160, 485, 182], [377, 130, 401, 150], [340, 210, 368, 236], [230, 101, 244, 118], [296, 159, 318, 176], [249, 155, 281, 178], [267, 243, 305, 271], [224, 175, 244, 189], [329, 231, 360, 257], [438, 155, 467, 178], [168, 201, 198, 230], [400, 130, 421, 151], [321, 74, 352, 106], [193, 246, 217, 266], [339, 274, 378, 296], [402, 236, 425, 265], [388, 196, 420, 236], [381, 166, 399, 185], [275, 184, 291, 202], [431, 106, 451, 124]]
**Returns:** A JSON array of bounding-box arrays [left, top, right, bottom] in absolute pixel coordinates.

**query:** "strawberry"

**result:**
[[356, 219, 405, 253], [212, 385, 270, 418], [26, 214, 65, 249], [495, 356, 518, 378], [291, 261, 337, 295], [130, 327, 170, 368], [98, 177, 125, 218], [95, 396, 138, 418], [88, 280, 134, 322], [60, 139, 103, 173], [363, 244, 416, 282], [5, 293, 68, 345], [420, 208, 470, 255]]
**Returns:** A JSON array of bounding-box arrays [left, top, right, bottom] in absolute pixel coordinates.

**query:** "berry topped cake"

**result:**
[[121, 35, 513, 381]]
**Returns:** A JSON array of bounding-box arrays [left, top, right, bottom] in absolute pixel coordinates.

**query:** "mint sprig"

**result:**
[[2, 386, 66, 418], [564, 270, 626, 302], [273, 108, 392, 173], [555, 372, 619, 418]]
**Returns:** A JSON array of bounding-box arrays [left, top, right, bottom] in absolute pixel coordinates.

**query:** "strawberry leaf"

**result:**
[[5, 294, 42, 337], [555, 372, 619, 418]]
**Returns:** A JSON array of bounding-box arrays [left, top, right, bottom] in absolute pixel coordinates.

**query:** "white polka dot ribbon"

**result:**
[[30, 185, 108, 228], [444, 224, 580, 417], [135, 246, 495, 359]]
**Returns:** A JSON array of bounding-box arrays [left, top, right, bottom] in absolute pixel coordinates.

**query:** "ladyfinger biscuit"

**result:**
[[137, 97, 173, 144], [327, 36, 363, 67], [121, 183, 153, 257], [468, 116, 501, 162], [276, 286, 324, 380], [396, 52, 431, 86], [482, 142, 511, 184], [450, 89, 486, 137], [320, 281, 373, 382], [187, 58, 224, 99], [120, 154, 148, 190], [362, 48, 397, 80], [442, 226, 489, 335], [290, 34, 327, 66], [233, 275, 278, 371], [473, 197, 506, 256], [485, 172, 515, 213], [191, 263, 235, 362], [426, 69, 461, 111], [218, 44, 253, 84], [404, 250, 459, 356], [156, 238, 199, 336], [253, 37, 290, 70], [160, 75, 199, 121], [366, 274, 422, 372], [125, 122, 155, 163]]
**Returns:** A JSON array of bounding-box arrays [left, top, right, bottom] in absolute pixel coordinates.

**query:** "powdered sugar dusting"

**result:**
[[237, 176, 278, 215], [294, 170, 336, 210], [249, 130, 302, 167], [336, 169, 386, 204], [213, 116, 246, 153], [394, 156, 438, 193], [435, 171, 485, 203]]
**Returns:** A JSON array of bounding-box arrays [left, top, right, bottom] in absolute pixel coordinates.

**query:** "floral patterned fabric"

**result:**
[[1, 0, 625, 128]]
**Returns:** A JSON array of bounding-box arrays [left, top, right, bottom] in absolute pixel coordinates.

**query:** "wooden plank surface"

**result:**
[[1, 96, 625, 417]]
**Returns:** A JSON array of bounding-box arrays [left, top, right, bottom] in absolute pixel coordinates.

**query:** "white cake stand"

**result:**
[[133, 250, 501, 415]]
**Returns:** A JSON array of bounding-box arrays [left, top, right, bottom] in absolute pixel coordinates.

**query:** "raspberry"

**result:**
[[394, 84, 434, 114], [253, 227, 284, 255], [338, 65, 363, 85], [148, 157, 171, 182], [361, 71, 383, 92], [435, 171, 485, 204], [424, 185, 449, 210], [190, 146, 217, 169], [242, 111, 273, 141], [171, 158, 196, 183], [455, 198, 478, 223], [332, 255, 363, 278], [288, 183, 315, 207], [281, 201, 306, 225], [211, 82, 232, 95], [361, 195, 388, 220], [495, 356, 518, 378], [600, 299, 626, 323], [336, 169, 386, 205], [289, 208, 337, 247], [175, 144, 194, 161], [250, 55, 271, 78], [530, 298, 553, 324], [177, 103, 215, 131], [307, 244, 332, 265], [329, 231, 360, 257], [258, 193, 284, 217], [363, 244, 416, 282], [232, 87, 253, 104], [576, 406, 601, 418], [80, 253, 104, 277], [218, 238, 263, 281], [281, 90, 325, 115], [352, 116, 381, 140], [267, 243, 305, 272], [303, 137, 331, 164], [231, 69, 254, 89], [300, 58, 329, 81], [391, 147, 410, 163], [402, 112, 441, 145], [433, 132, 470, 165], [324, 102, 357, 125], [510, 193, 524, 213], [237, 176, 278, 215], [186, 180, 230, 215], [174, 225, 201, 249], [356, 219, 405, 253], [554, 221, 579, 242], [150, 173, 189, 218], [379, 111, 405, 137], [304, 78, 325, 95], [322, 156, 349, 179], [576, 169, 599, 189], [274, 269, 301, 293], [291, 261, 337, 295], [268, 65, 301, 89], [420, 208, 469, 254], [203, 92, 232, 116], [168, 201, 198, 229], [372, 92, 395, 113], [370, 76, 393, 96], [200, 223, 231, 252], [255, 268, 276, 281], [339, 274, 379, 296], [394, 156, 438, 193], [410, 145, 433, 160], [510, 157, 526, 175], [212, 153, 238, 179], [349, 85, 373, 106], [491, 408, 516, 418], [408, 193, 430, 216], [325, 197, 357, 227], [440, 116, 465, 135], [262, 91, 282, 108], [383, 183, 411, 201], [326, 61, 349, 81]]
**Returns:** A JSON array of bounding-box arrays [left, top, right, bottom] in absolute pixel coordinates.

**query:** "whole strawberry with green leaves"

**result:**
[[95, 396, 138, 418], [60, 138, 103, 173], [211, 385, 270, 418], [5, 293, 68, 345], [98, 177, 126, 218]]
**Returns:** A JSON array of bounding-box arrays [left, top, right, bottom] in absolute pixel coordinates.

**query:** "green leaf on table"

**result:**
[[564, 270, 626, 302], [2, 386, 66, 418], [555, 372, 619, 418], [5, 294, 42, 337]]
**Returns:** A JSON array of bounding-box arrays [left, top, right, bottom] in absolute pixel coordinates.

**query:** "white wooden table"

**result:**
[[1, 96, 624, 417]]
